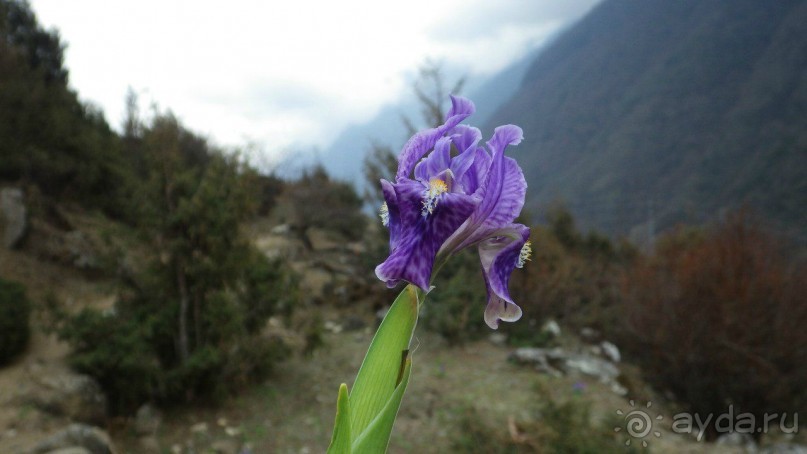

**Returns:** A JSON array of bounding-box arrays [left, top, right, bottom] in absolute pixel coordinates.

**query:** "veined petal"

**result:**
[[414, 136, 452, 182], [446, 94, 475, 122], [375, 183, 477, 291], [396, 96, 475, 181], [380, 179, 401, 246], [478, 224, 530, 329], [456, 125, 526, 249]]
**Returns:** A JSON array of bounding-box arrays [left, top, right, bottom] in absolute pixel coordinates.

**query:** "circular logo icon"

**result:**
[[614, 400, 663, 448]]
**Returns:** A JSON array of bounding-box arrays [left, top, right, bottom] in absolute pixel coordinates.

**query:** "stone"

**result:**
[[716, 432, 756, 450], [600, 341, 621, 363], [1, 187, 27, 249], [26, 367, 107, 425], [64, 231, 99, 269], [509, 347, 565, 377], [541, 319, 561, 337], [564, 355, 620, 383], [134, 404, 161, 436], [31, 424, 116, 454]]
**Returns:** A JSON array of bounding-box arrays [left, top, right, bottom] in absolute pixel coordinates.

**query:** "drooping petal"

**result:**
[[380, 179, 401, 246], [484, 293, 523, 330], [478, 224, 530, 329], [396, 96, 475, 181], [375, 182, 478, 291]]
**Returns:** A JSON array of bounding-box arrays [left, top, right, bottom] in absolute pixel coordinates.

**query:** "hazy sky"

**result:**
[[29, 0, 598, 161]]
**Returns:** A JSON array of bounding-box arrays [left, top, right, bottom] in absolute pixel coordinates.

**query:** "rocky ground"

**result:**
[[1, 196, 805, 453]]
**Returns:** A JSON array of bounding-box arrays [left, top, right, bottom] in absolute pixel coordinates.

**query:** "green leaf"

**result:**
[[352, 355, 413, 453], [348, 285, 420, 437], [326, 383, 352, 454]]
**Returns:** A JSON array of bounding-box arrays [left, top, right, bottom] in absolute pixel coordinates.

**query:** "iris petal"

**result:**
[[375, 181, 477, 291], [478, 224, 530, 328], [396, 97, 475, 181], [414, 136, 452, 182]]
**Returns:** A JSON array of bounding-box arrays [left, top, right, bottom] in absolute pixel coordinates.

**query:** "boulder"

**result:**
[[1, 187, 27, 249], [134, 404, 161, 436], [25, 366, 107, 425], [30, 424, 116, 454]]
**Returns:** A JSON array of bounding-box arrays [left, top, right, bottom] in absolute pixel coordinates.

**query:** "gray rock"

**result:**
[[541, 320, 561, 337], [509, 347, 565, 377], [600, 341, 621, 363], [134, 404, 161, 436], [30, 424, 116, 454], [1, 187, 27, 249], [26, 367, 107, 425], [64, 231, 99, 269], [564, 355, 619, 382], [716, 432, 756, 451]]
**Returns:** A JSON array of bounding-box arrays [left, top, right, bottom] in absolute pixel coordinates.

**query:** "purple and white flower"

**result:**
[[375, 95, 531, 329]]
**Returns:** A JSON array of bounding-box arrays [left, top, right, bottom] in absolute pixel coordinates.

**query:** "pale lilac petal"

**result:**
[[396, 96, 475, 181], [375, 183, 477, 291], [484, 294, 523, 329], [414, 136, 452, 182], [478, 224, 530, 304]]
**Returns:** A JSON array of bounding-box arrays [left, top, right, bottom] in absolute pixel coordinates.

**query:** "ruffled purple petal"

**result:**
[[478, 224, 529, 329], [375, 182, 478, 291], [396, 96, 475, 181], [445, 94, 475, 122], [456, 125, 525, 249], [414, 136, 452, 182]]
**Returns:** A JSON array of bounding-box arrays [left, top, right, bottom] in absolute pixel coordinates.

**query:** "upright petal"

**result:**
[[375, 182, 477, 291], [414, 136, 452, 182], [478, 224, 530, 329], [396, 96, 475, 181], [455, 125, 526, 249]]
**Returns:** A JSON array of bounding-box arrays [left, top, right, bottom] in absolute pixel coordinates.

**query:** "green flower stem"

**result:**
[[327, 285, 422, 453]]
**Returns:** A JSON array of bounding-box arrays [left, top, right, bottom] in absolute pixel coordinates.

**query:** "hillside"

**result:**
[[487, 0, 807, 242]]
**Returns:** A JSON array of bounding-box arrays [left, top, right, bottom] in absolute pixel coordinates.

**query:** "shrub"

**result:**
[[0, 277, 31, 364], [620, 211, 807, 439], [503, 209, 634, 345], [421, 250, 487, 345]]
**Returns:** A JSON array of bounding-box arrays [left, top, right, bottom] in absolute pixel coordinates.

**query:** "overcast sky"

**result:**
[[29, 0, 598, 162]]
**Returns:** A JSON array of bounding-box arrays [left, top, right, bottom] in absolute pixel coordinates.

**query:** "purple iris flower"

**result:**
[[375, 95, 531, 329]]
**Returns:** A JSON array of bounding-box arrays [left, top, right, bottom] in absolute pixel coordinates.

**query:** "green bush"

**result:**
[[0, 277, 31, 364], [421, 250, 487, 345]]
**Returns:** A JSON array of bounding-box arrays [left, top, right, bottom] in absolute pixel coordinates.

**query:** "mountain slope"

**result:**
[[487, 0, 807, 241]]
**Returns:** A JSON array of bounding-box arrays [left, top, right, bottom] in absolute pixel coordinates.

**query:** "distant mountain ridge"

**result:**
[[487, 0, 807, 242]]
